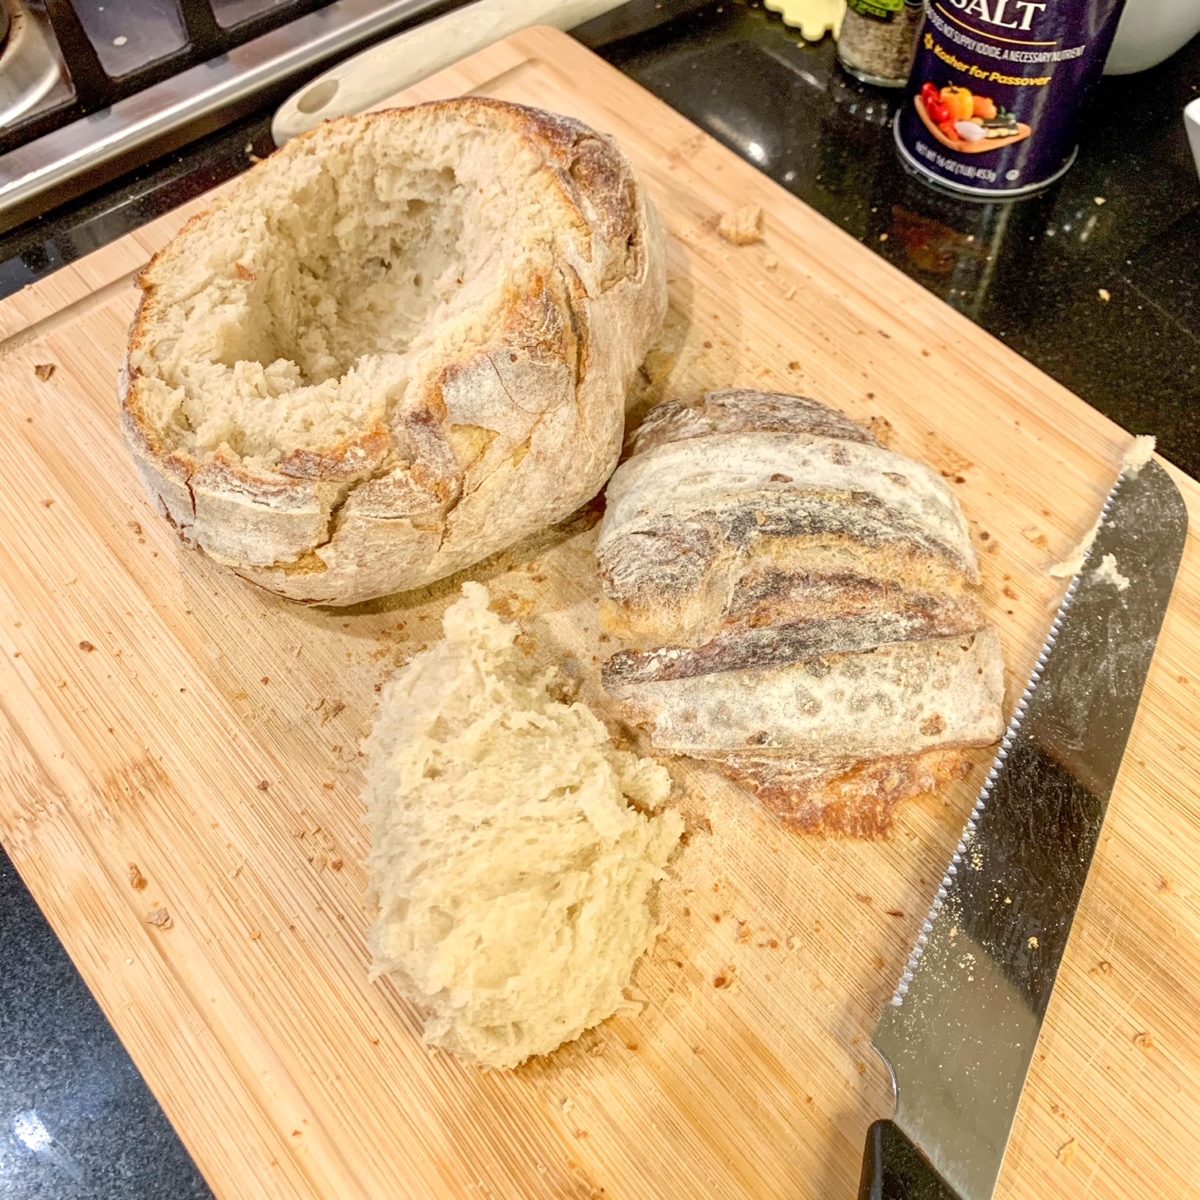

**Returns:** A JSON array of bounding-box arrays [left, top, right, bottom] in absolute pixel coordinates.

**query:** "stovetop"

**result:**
[[0, 2, 1197, 1197], [0, 0, 467, 231]]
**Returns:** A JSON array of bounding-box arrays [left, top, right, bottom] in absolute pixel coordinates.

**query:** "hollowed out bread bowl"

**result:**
[[120, 99, 667, 605]]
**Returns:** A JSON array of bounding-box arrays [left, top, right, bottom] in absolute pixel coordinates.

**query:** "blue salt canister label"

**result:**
[[895, 0, 1126, 197]]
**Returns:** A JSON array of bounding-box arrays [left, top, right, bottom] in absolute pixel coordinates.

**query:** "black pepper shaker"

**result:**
[[837, 0, 922, 88]]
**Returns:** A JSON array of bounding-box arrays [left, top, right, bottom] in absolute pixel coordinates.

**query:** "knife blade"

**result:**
[[858, 458, 1189, 1200]]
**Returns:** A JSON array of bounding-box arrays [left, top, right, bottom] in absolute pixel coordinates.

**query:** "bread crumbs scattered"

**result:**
[[784, 285, 797, 300], [1133, 1031, 1154, 1050], [1091, 960, 1113, 976], [764, 256, 779, 271], [1092, 553, 1130, 592], [78, 641, 96, 653], [713, 967, 736, 989], [787, 935, 799, 951], [128, 863, 147, 891], [34, 363, 56, 381], [145, 906, 172, 929], [1098, 288, 1111, 302], [1028, 936, 1039, 949], [249, 930, 262, 941], [1058, 1137, 1078, 1167], [1122, 434, 1156, 476], [1021, 523, 1050, 550], [1093, 196, 1106, 206], [718, 204, 764, 246]]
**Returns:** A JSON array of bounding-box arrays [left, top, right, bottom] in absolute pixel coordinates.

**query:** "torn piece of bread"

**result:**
[[122, 99, 666, 605], [718, 204, 764, 246], [597, 390, 1005, 836], [363, 583, 682, 1069]]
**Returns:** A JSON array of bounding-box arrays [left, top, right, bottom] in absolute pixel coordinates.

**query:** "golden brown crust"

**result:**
[[598, 391, 1004, 835], [121, 98, 666, 604], [718, 747, 974, 838]]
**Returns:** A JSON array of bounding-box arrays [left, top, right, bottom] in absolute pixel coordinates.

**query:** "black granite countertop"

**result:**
[[1, 3, 1197, 1196]]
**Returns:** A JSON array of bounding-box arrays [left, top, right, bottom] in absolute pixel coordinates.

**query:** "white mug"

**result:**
[[1185, 99, 1200, 183], [1105, 0, 1200, 74]]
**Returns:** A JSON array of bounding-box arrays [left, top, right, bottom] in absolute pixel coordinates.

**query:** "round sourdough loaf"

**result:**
[[120, 99, 666, 604], [597, 390, 1006, 836]]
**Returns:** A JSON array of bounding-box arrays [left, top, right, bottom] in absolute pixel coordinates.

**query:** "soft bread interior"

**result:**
[[130, 114, 564, 471], [364, 583, 682, 1069]]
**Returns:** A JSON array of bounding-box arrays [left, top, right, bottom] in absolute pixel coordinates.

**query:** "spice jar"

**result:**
[[837, 0, 922, 88]]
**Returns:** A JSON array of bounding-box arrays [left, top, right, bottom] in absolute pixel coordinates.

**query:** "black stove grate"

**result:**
[[1, 0, 331, 155]]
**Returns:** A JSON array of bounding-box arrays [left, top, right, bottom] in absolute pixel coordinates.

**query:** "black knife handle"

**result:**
[[857, 1120, 960, 1200]]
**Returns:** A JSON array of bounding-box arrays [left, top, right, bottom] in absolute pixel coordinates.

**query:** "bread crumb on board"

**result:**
[[34, 363, 56, 381], [1048, 437, 1154, 579], [128, 863, 147, 891], [1057, 1137, 1078, 1167], [1048, 512, 1103, 579], [1122, 434, 1155, 476], [1133, 1030, 1154, 1051], [718, 204, 764, 246], [145, 906, 172, 929]]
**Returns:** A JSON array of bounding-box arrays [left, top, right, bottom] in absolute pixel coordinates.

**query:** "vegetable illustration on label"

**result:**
[[895, 0, 1127, 197], [915, 80, 1030, 153]]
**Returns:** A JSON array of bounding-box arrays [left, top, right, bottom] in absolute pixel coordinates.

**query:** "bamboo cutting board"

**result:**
[[2, 28, 1198, 1200]]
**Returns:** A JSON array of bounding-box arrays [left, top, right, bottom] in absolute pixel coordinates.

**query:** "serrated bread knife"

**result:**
[[858, 459, 1188, 1200]]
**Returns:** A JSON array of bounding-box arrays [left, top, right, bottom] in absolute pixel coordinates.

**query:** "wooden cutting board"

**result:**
[[1, 28, 1198, 1200]]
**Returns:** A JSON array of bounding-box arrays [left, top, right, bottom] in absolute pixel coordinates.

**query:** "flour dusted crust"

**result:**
[[597, 390, 1006, 834], [121, 99, 667, 604]]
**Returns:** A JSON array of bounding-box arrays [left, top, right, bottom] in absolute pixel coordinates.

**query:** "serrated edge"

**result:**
[[887, 474, 1128, 1008]]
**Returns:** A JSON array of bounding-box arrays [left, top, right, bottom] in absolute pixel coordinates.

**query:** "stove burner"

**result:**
[[0, 4, 65, 134], [0, 1, 458, 233]]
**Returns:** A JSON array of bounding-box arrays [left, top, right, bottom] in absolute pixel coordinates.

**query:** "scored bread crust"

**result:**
[[121, 98, 667, 605], [597, 390, 1006, 835]]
